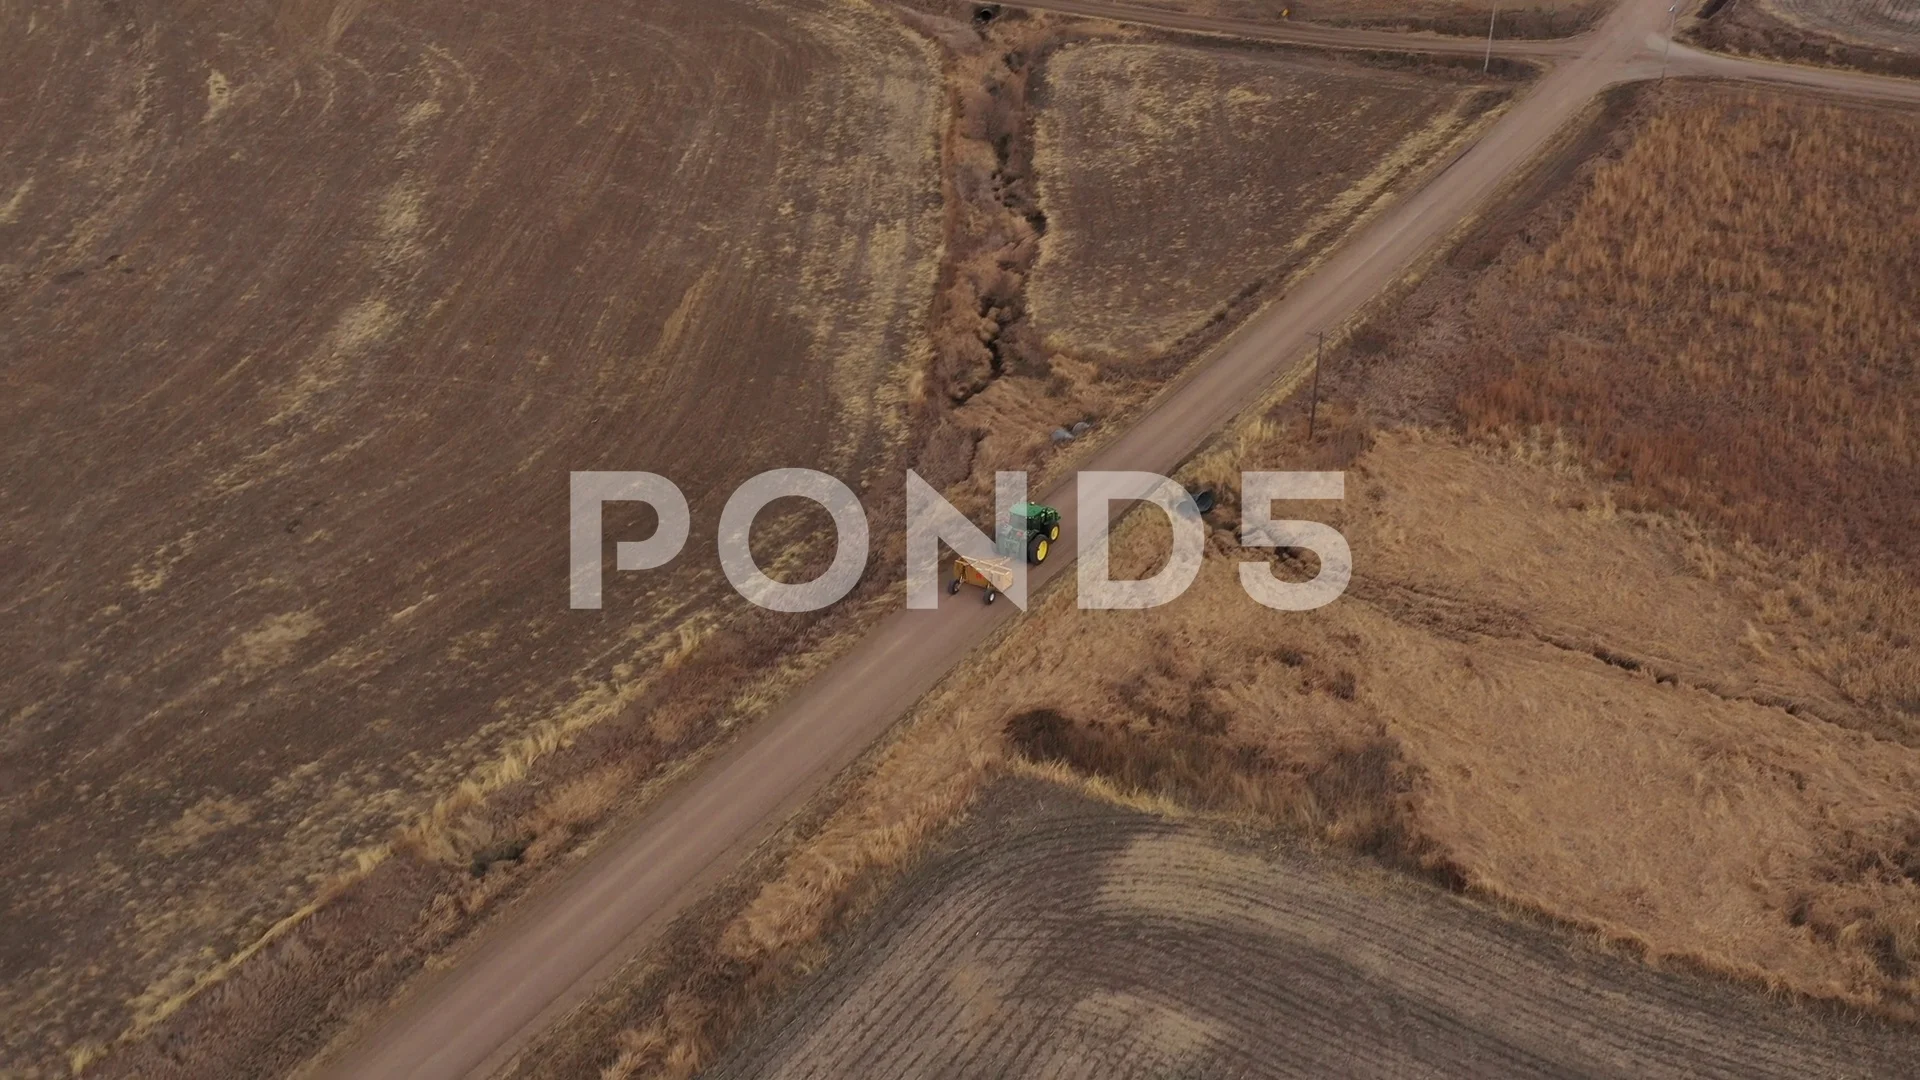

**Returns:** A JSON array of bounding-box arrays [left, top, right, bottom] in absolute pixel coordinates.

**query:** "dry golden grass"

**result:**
[[1461, 91, 1920, 579], [599, 706, 1005, 1080]]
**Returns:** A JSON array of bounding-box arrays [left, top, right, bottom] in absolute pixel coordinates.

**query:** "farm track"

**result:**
[[712, 784, 1920, 1079], [277, 1, 1920, 1077]]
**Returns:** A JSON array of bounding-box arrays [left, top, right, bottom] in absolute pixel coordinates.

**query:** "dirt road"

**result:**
[[319, 2, 1920, 1076]]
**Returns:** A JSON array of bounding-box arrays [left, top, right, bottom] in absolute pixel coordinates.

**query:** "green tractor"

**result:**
[[950, 501, 1063, 603], [997, 501, 1061, 565]]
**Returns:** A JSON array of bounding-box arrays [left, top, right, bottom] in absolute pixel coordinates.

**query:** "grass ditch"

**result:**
[[1002, 705, 1446, 870]]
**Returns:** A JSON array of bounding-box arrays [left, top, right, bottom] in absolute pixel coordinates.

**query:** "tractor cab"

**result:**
[[996, 501, 1062, 565]]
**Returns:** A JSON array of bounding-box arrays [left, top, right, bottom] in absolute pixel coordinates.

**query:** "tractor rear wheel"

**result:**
[[1028, 535, 1050, 564]]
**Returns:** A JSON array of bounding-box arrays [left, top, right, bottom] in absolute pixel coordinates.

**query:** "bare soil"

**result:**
[[0, 0, 945, 1072], [711, 780, 1920, 1079]]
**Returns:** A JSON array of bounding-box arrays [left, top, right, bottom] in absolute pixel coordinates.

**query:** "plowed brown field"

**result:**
[[1030, 44, 1503, 366], [0, 0, 943, 1070], [711, 782, 1920, 1079]]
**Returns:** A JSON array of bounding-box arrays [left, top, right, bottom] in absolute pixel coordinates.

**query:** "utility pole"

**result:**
[[1307, 331, 1324, 441], [1661, 4, 1678, 80], [1484, 4, 1498, 73]]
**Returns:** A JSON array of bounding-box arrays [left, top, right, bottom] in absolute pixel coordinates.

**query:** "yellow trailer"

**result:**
[[948, 554, 1014, 604]]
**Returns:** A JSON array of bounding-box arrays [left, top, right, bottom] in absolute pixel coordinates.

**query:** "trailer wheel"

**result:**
[[984, 589, 998, 604], [948, 578, 961, 595]]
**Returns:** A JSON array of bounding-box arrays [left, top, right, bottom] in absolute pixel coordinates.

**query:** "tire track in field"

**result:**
[[711, 783, 1920, 1080]]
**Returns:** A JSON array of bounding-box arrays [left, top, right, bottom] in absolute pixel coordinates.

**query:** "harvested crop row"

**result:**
[[711, 784, 1920, 1079], [1765, 0, 1920, 54]]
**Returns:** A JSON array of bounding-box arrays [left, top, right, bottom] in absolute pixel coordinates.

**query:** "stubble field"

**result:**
[[711, 782, 1920, 1079], [20, 0, 1914, 1074], [2, 3, 1528, 1075], [0, 0, 945, 1071]]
